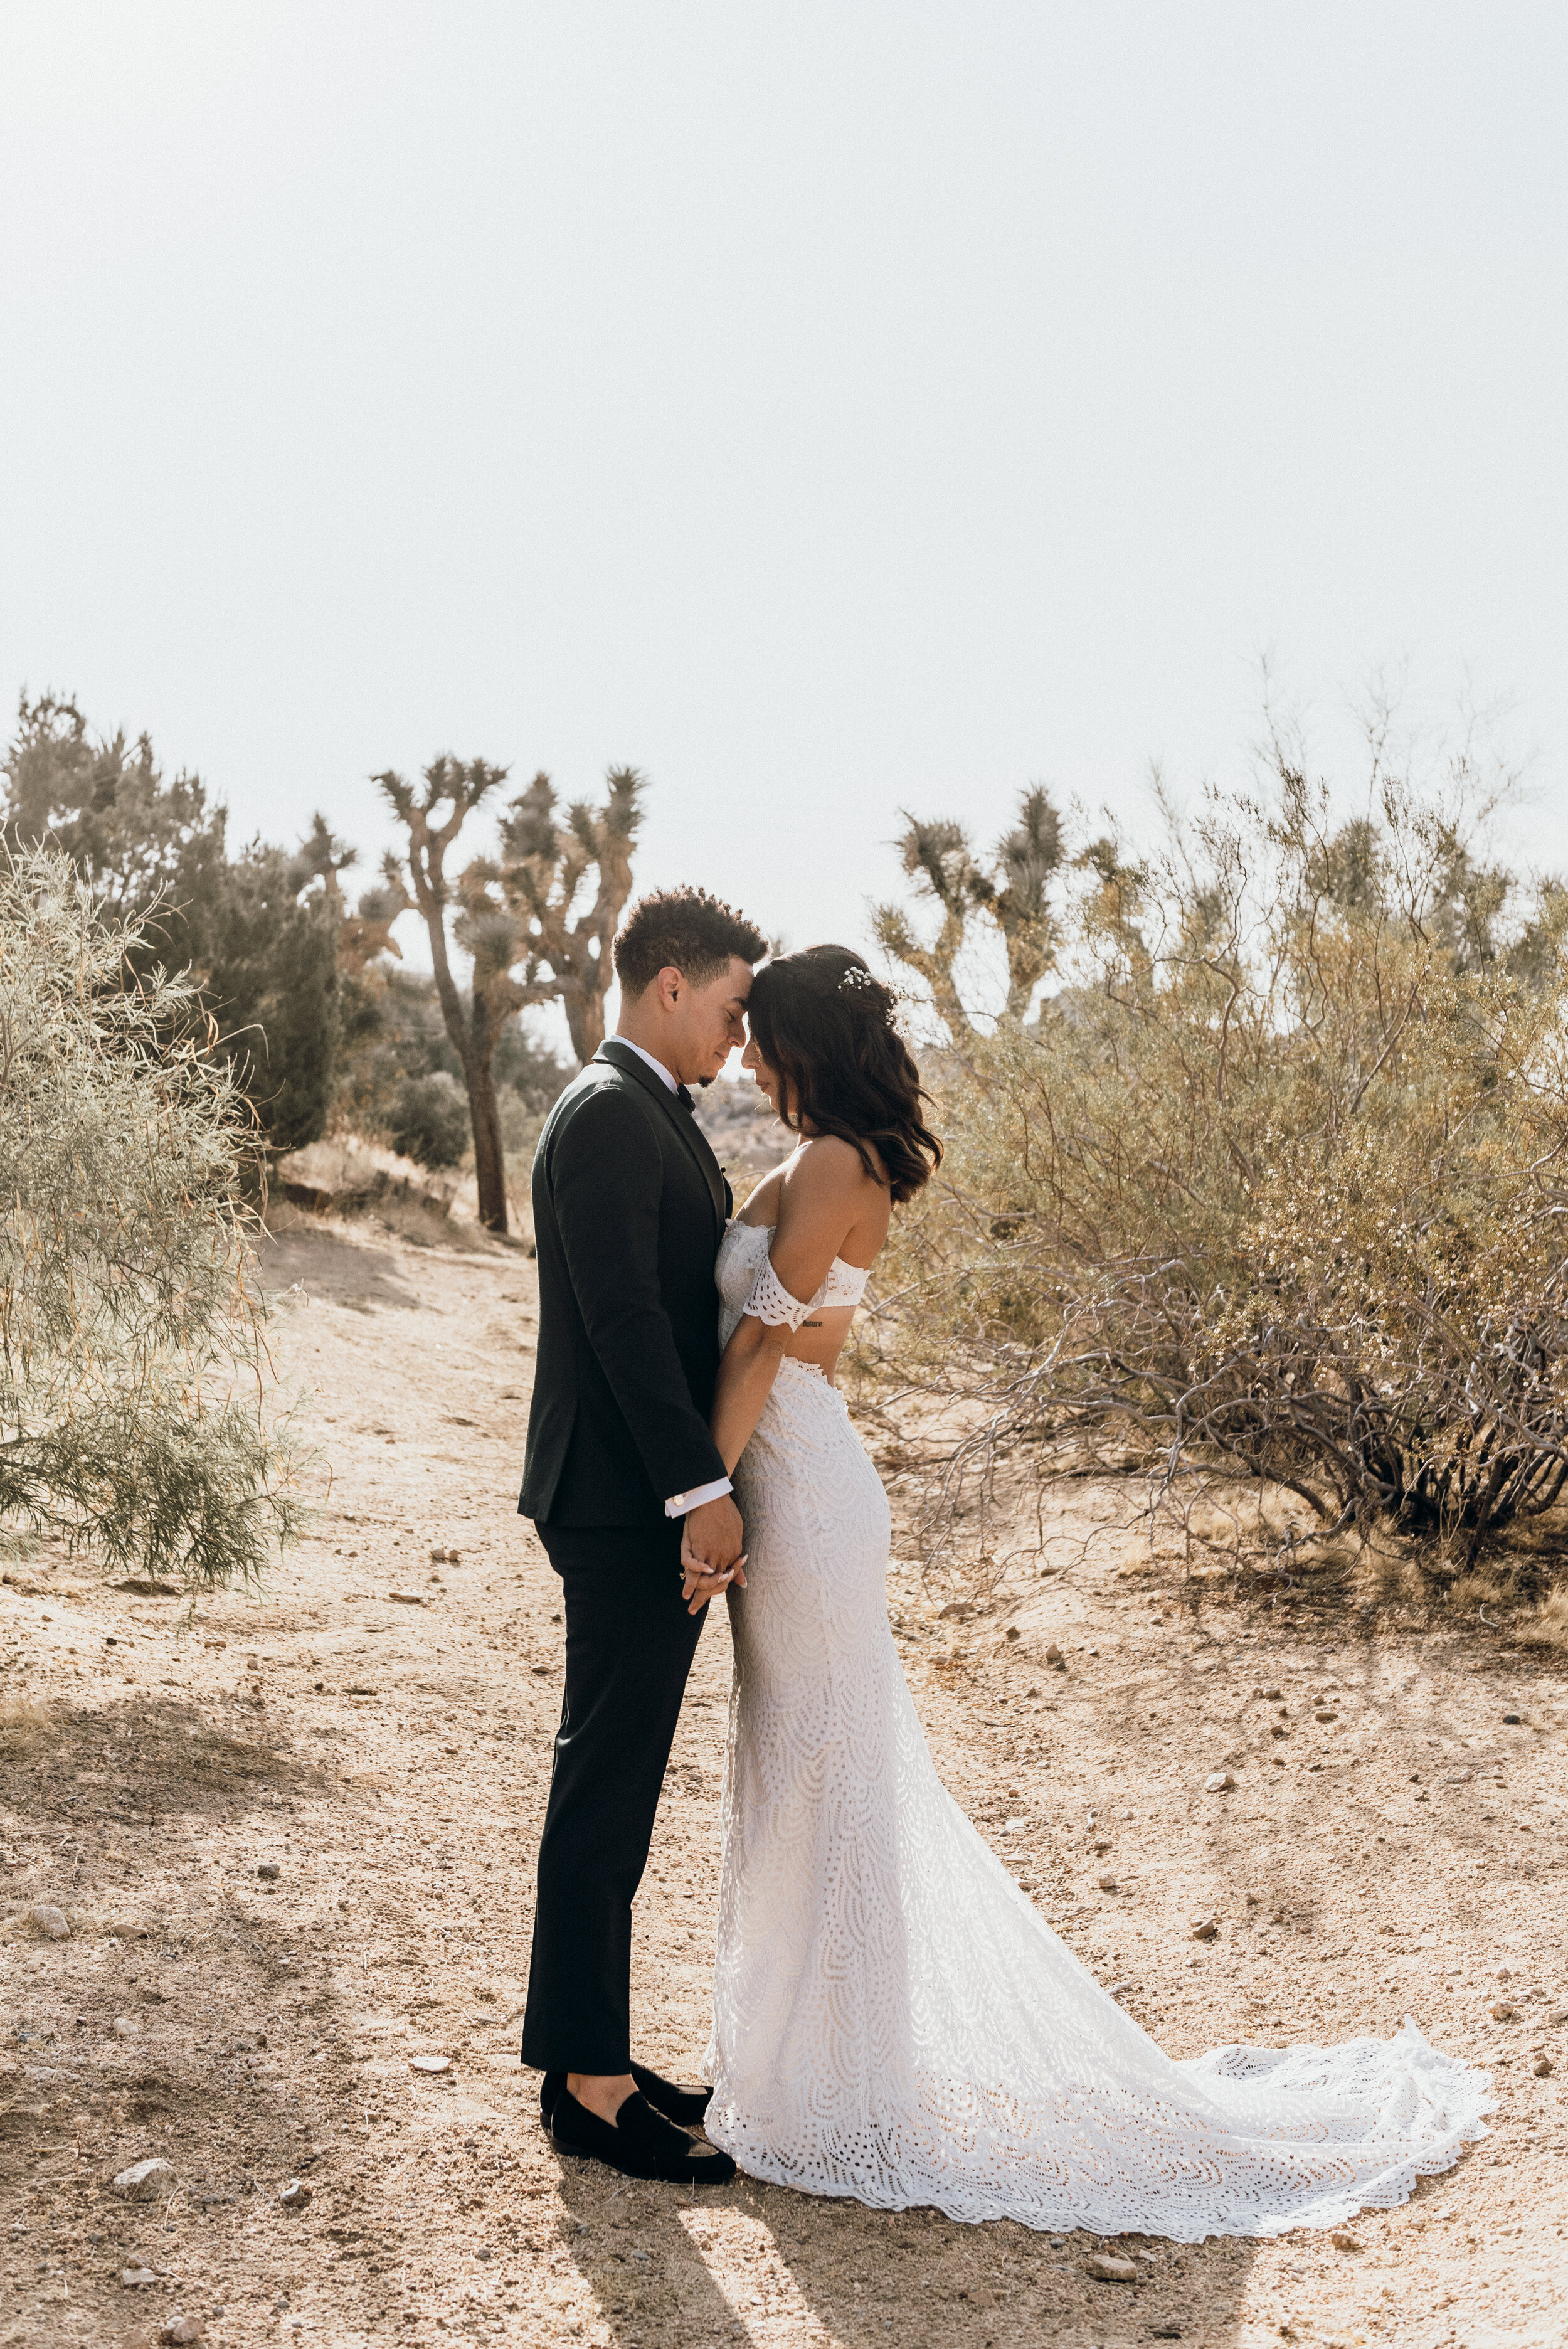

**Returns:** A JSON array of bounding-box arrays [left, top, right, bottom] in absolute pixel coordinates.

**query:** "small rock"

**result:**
[[1444, 1770, 1473, 1785], [1004, 1626, 1020, 1643], [1313, 1710, 1338, 1724], [1109, 1978, 1135, 1997], [970, 2284, 997, 2308], [1044, 1643, 1066, 1668], [1503, 1712, 1522, 1724], [1190, 1919, 1219, 1943], [410, 2054, 451, 2073], [111, 2156, 175, 2200], [121, 2266, 160, 2287], [1004, 1816, 1026, 1831], [27, 1903, 70, 1939], [1490, 2001, 1518, 2022], [1151, 2329, 1183, 2341], [1085, 2251, 1140, 2281], [278, 2178, 314, 2209], [1331, 2230, 1364, 2252], [112, 2015, 139, 2039], [161, 2321, 208, 2345], [388, 1591, 427, 1606], [1262, 1687, 1283, 1700], [445, 1548, 461, 1564], [1204, 1771, 1236, 1793], [257, 1862, 280, 1882], [1532, 2052, 1553, 2077], [1097, 1874, 1118, 1892]]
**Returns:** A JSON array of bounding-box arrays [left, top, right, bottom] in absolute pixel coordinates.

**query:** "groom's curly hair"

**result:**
[[613, 887, 768, 998]]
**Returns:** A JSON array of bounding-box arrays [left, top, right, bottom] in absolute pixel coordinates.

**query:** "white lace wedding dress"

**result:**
[[702, 1217, 1492, 2239]]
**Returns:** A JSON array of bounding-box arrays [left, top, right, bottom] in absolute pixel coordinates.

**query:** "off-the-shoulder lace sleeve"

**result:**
[[743, 1254, 815, 1332]]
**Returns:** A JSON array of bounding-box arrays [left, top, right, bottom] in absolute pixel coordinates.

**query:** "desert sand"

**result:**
[[3, 1189, 1567, 2349]]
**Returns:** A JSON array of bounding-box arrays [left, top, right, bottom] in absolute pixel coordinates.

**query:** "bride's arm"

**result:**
[[708, 1138, 876, 1469]]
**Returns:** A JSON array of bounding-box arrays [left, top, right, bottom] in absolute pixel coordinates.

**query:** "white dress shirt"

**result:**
[[610, 1034, 734, 1520]]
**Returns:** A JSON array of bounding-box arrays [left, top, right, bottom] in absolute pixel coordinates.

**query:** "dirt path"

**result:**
[[3, 1218, 1567, 2349]]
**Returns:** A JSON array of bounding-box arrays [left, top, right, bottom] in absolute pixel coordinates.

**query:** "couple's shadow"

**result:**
[[550, 2156, 1257, 2347]]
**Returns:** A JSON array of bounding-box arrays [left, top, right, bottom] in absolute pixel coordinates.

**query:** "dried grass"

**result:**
[[1518, 1587, 1568, 1650]]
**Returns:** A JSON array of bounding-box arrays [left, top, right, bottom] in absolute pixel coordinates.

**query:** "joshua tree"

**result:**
[[873, 785, 1064, 1036], [375, 756, 513, 1230], [488, 766, 645, 1062], [377, 756, 646, 1231]]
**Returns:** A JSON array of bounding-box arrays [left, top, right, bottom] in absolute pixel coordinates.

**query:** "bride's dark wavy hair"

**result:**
[[745, 946, 942, 1203]]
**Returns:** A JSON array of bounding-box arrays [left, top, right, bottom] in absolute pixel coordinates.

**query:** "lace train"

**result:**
[[704, 1226, 1491, 2237]]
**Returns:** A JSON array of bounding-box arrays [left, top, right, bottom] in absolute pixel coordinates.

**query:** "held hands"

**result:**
[[680, 1534, 747, 1613], [680, 1492, 748, 1615]]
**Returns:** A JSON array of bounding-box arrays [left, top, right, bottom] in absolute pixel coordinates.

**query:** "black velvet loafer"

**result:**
[[632, 2062, 714, 2127], [539, 2064, 712, 2131], [549, 2088, 736, 2185]]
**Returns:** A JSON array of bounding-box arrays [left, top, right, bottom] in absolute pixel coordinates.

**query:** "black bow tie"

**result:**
[[676, 1083, 695, 1112]]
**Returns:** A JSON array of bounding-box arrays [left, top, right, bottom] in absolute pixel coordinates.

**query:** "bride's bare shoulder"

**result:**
[[793, 1132, 887, 1194]]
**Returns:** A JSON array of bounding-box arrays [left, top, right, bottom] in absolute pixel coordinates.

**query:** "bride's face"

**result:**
[[741, 1026, 787, 1117]]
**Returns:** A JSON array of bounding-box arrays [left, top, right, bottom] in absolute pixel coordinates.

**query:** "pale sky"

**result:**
[[3, 3, 1565, 1036]]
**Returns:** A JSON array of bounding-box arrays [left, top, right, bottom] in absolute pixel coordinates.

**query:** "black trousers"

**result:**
[[519, 1518, 707, 2074]]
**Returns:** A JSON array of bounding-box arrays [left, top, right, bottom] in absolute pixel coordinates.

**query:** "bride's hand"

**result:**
[[681, 1533, 748, 1615]]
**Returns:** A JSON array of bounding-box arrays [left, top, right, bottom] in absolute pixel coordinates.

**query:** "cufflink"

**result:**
[[670, 1492, 687, 1510]]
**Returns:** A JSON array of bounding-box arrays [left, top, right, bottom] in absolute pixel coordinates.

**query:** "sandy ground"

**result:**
[[4, 1202, 1568, 2349]]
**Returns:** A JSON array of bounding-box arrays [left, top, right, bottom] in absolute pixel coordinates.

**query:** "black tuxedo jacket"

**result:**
[[519, 1041, 733, 1529]]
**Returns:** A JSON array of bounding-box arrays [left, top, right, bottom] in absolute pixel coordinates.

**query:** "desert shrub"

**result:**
[[2, 692, 340, 1150], [0, 846, 301, 1586], [389, 1071, 471, 1169], [871, 732, 1568, 1585]]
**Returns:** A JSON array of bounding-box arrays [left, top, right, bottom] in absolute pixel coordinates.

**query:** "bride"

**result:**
[[680, 943, 1490, 2240]]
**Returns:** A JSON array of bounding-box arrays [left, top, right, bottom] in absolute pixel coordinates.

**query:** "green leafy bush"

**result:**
[[0, 847, 301, 1586], [389, 1071, 471, 1170]]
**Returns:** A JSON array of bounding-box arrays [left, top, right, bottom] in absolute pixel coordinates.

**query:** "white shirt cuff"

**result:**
[[664, 1475, 733, 1518]]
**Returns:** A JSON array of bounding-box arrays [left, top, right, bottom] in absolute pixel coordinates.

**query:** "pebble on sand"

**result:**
[[410, 2054, 452, 2073], [1204, 1770, 1236, 1793], [112, 2015, 139, 2039], [111, 2156, 175, 2200], [279, 2178, 314, 2209], [257, 1862, 280, 1881], [27, 1903, 70, 1939], [161, 2320, 208, 2345], [1190, 1918, 1219, 1943], [1085, 2252, 1140, 2281], [120, 2266, 160, 2286], [1097, 1873, 1119, 1892]]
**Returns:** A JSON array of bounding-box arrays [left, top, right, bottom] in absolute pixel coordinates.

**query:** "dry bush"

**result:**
[[1, 846, 301, 1586], [1518, 1588, 1568, 1650], [871, 714, 1568, 1594]]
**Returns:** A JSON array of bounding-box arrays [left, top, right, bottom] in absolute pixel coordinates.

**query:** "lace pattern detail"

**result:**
[[704, 1218, 1493, 2237], [723, 1217, 869, 1340], [743, 1254, 815, 1332]]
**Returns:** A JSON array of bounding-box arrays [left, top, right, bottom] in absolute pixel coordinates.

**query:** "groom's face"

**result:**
[[667, 955, 755, 1086]]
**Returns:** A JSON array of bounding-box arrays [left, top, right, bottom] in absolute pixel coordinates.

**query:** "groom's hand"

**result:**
[[683, 1492, 743, 1572]]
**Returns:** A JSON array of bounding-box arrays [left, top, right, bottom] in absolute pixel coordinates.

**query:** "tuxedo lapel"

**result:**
[[596, 1042, 726, 1233]]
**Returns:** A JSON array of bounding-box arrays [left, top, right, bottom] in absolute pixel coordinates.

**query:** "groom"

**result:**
[[518, 884, 768, 2183]]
